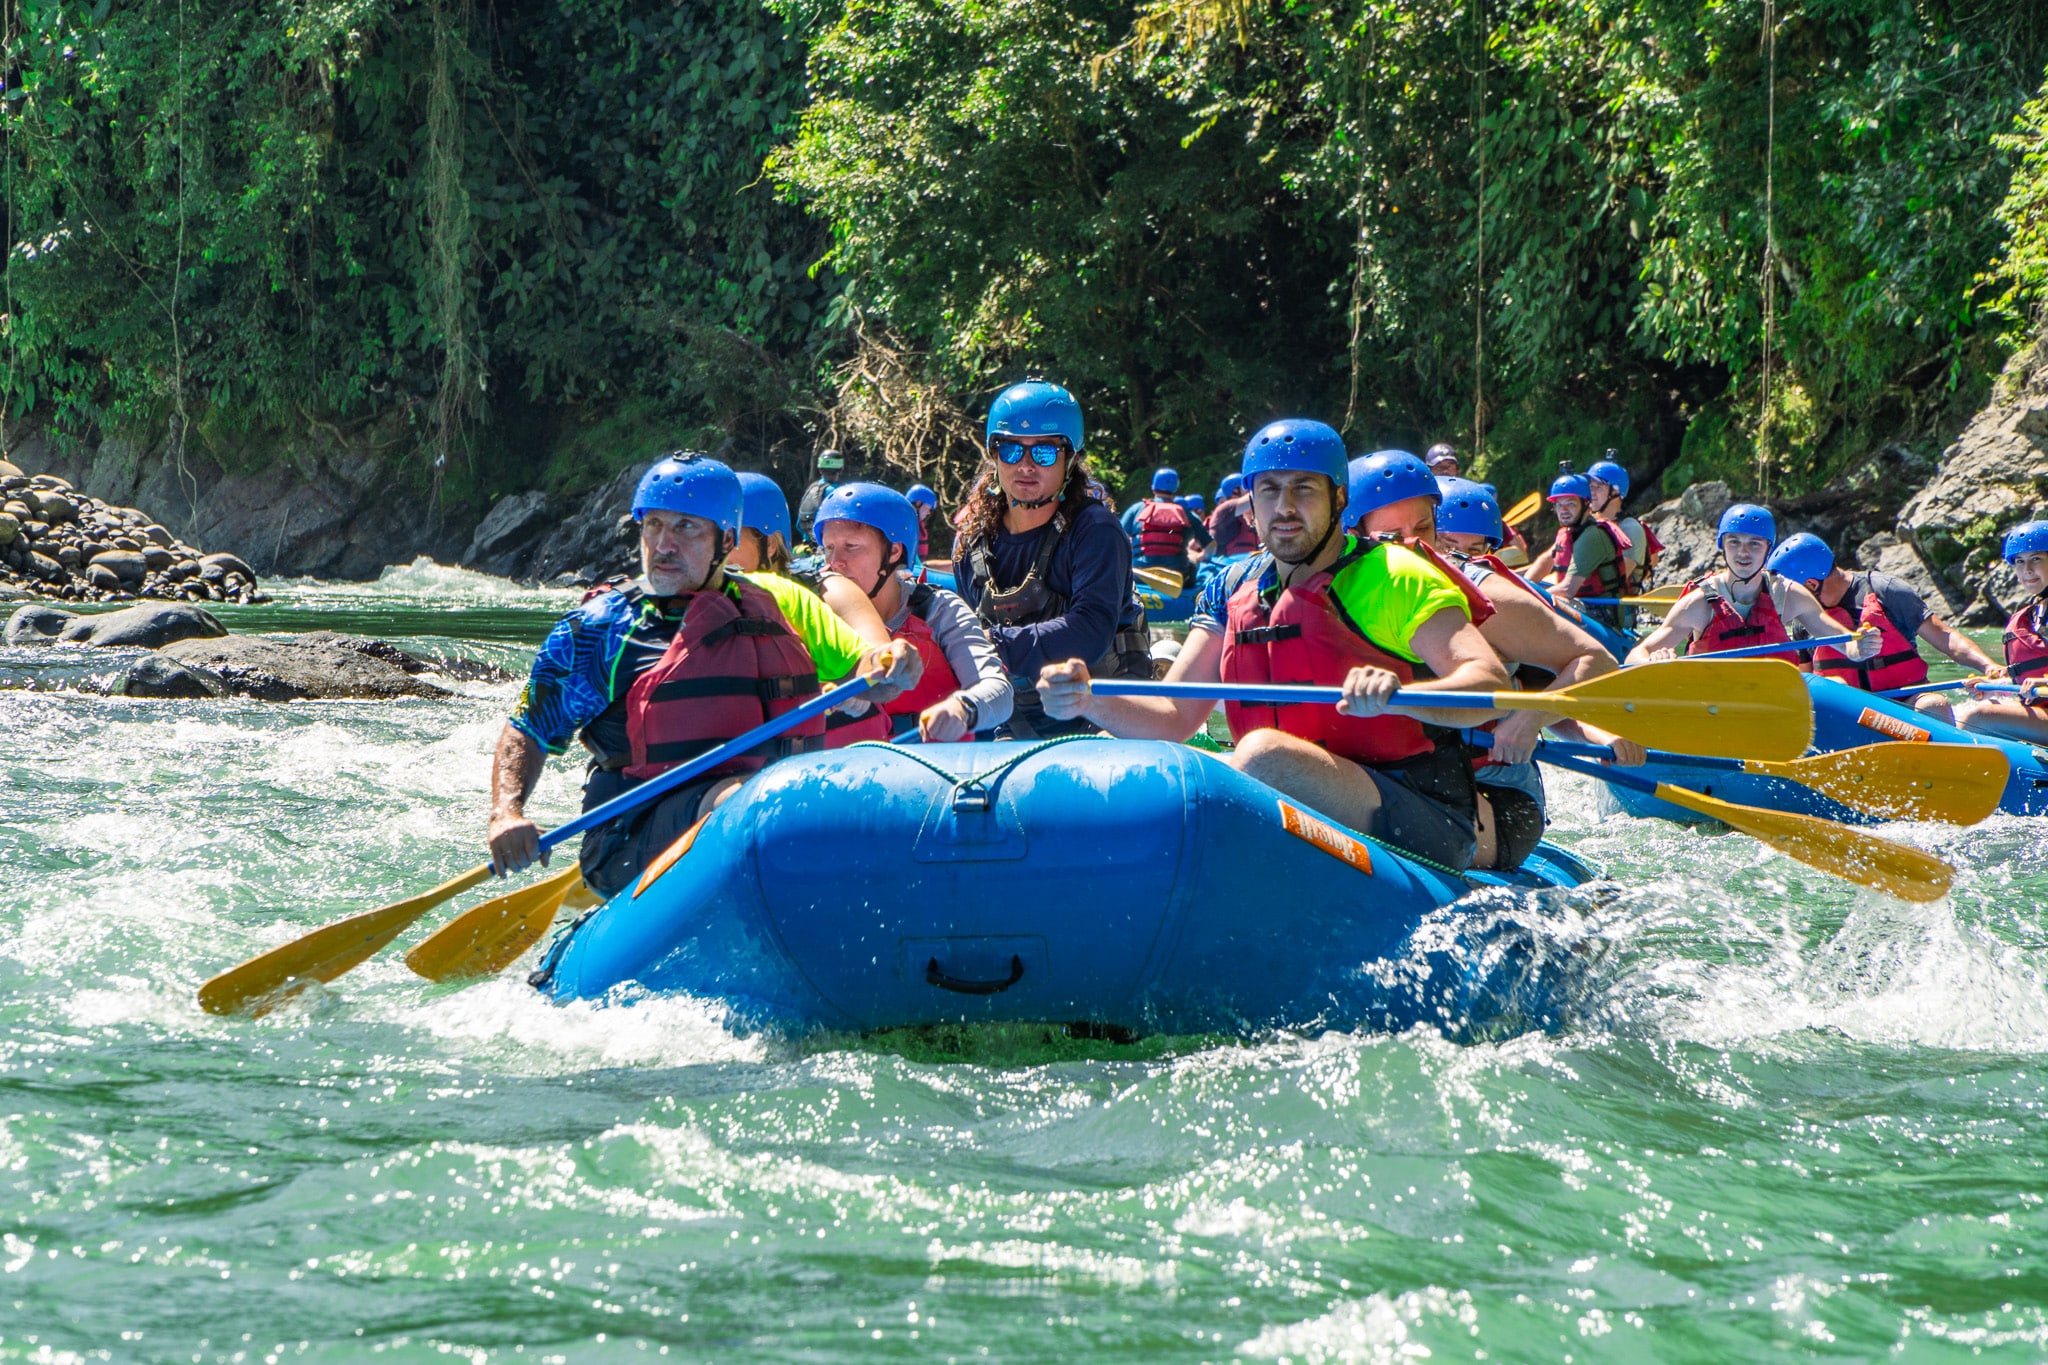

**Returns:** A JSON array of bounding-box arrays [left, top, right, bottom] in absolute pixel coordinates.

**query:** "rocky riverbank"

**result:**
[[0, 461, 267, 606]]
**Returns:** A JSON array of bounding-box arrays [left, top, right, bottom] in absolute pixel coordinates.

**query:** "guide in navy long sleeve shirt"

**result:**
[[953, 502, 1147, 735]]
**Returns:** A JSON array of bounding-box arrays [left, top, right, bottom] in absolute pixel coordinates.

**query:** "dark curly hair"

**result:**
[[957, 450, 1096, 547]]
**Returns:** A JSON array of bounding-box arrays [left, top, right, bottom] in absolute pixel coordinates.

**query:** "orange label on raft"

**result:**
[[634, 815, 708, 898], [1856, 707, 1930, 743], [1278, 801, 1374, 875]]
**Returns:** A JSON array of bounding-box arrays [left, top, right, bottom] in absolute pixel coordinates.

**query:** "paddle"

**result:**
[[1687, 631, 1859, 661], [1877, 677, 1983, 700], [1502, 490, 1543, 526], [403, 864, 588, 983], [1537, 738, 2007, 825], [1536, 746, 1954, 902], [1958, 681, 2039, 698], [1575, 584, 1690, 606], [196, 672, 880, 1016], [1089, 658, 1815, 761], [1133, 564, 1185, 596]]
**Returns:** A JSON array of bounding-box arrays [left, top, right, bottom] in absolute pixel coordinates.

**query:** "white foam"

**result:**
[[1239, 1286, 1478, 1363]]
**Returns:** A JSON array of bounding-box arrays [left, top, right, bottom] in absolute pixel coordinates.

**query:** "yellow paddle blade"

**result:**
[[1493, 659, 1814, 762], [1493, 544, 1530, 568], [1629, 583, 1687, 603], [405, 864, 585, 983], [1502, 491, 1542, 526], [198, 864, 495, 1016], [1133, 564, 1185, 596], [1652, 782, 1955, 903], [1746, 743, 2009, 825]]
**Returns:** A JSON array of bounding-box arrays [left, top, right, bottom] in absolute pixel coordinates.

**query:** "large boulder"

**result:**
[[87, 549, 148, 584], [159, 635, 452, 701], [5, 603, 78, 644], [56, 602, 228, 648], [1853, 532, 1972, 620], [461, 490, 557, 578], [121, 654, 223, 699], [1638, 481, 1734, 588]]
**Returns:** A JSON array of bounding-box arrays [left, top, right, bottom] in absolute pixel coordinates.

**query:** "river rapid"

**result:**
[[3, 561, 2046, 1363]]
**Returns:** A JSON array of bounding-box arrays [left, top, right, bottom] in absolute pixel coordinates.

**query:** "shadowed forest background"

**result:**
[[3, 0, 2048, 520]]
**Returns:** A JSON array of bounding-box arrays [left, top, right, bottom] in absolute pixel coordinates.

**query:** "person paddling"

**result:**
[[1428, 441, 1530, 563], [1527, 472, 1637, 630], [1038, 418, 1509, 871], [1121, 467, 1210, 580], [1627, 503, 1879, 668], [1585, 454, 1660, 590], [1951, 522, 2045, 739], [1348, 455, 1644, 870], [813, 482, 1013, 742], [952, 382, 1152, 739], [1207, 471, 1261, 556], [485, 454, 922, 898], [1765, 531, 1995, 715]]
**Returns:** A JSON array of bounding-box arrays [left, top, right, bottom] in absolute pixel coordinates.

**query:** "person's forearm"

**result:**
[[1073, 691, 1211, 740], [820, 574, 894, 648], [491, 724, 547, 818], [1927, 620, 1996, 671], [1392, 657, 1512, 728]]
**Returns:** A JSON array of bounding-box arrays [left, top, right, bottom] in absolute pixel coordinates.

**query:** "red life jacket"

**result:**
[[623, 577, 826, 782], [917, 513, 932, 563], [1219, 539, 1491, 764], [1135, 498, 1194, 558], [883, 585, 964, 718], [1813, 577, 1926, 691], [824, 583, 969, 746], [1209, 496, 1261, 556], [1684, 574, 1801, 664], [2003, 602, 2048, 687], [1551, 520, 1636, 597]]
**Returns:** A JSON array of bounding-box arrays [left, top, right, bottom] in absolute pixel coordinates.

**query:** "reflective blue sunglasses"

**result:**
[[993, 438, 1068, 467]]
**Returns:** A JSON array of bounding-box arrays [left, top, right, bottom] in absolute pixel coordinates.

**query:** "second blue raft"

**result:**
[[1601, 673, 2048, 823]]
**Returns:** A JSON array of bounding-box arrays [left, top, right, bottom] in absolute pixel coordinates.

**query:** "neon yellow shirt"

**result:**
[[739, 571, 868, 681], [1326, 537, 1474, 663]]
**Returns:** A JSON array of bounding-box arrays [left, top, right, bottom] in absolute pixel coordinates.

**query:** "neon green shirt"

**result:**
[[1326, 537, 1474, 663], [739, 571, 867, 680]]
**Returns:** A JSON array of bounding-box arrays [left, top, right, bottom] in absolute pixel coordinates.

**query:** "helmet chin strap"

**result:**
[[1007, 492, 1059, 510], [1274, 513, 1340, 583], [1721, 547, 1766, 590]]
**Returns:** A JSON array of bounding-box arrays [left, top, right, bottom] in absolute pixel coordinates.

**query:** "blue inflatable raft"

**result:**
[[1602, 673, 2048, 823], [533, 739, 1597, 1036]]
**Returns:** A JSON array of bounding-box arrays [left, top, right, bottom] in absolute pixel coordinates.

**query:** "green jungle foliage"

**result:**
[[2, 0, 2045, 509]]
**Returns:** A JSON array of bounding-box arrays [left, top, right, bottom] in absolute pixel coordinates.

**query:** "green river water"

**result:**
[[3, 560, 2046, 1362]]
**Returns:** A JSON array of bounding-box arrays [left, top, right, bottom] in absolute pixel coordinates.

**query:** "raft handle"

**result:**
[[926, 954, 1025, 995], [951, 781, 993, 813]]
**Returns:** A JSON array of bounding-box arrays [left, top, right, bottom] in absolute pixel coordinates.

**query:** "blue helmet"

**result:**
[[633, 453, 742, 533], [1179, 493, 1206, 514], [1765, 531, 1833, 585], [2003, 521, 2048, 562], [1344, 450, 1440, 530], [736, 471, 792, 545], [1241, 419, 1350, 489], [1435, 477, 1503, 547], [1716, 502, 1777, 550], [1585, 456, 1629, 499], [987, 381, 1084, 452], [1548, 473, 1591, 503], [814, 481, 922, 572], [1151, 467, 1180, 494], [1218, 472, 1245, 499], [906, 483, 938, 509]]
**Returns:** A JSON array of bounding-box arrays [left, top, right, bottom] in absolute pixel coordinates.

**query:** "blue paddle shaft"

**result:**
[[1087, 679, 1502, 711], [1534, 743, 1662, 797], [1878, 678, 1974, 699], [535, 674, 875, 854], [1692, 632, 1856, 661], [1533, 737, 1744, 773]]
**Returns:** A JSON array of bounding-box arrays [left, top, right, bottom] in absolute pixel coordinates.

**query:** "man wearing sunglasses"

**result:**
[[953, 381, 1153, 739]]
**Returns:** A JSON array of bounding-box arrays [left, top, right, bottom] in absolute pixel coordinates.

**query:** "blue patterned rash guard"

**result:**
[[507, 588, 644, 756]]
